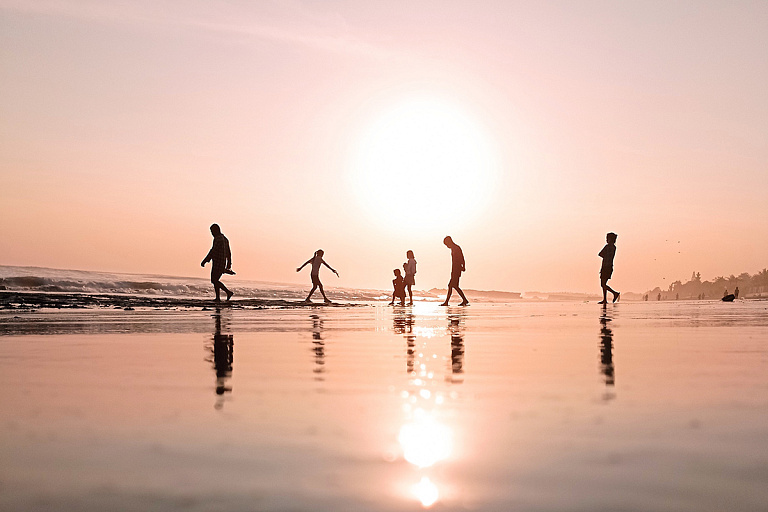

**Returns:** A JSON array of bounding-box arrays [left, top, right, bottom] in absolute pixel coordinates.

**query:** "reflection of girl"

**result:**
[[404, 250, 417, 305]]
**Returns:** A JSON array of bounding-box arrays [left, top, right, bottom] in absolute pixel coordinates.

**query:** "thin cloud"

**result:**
[[1, 0, 398, 60]]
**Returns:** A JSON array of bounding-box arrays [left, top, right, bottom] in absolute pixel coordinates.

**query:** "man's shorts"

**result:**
[[449, 270, 462, 288], [311, 274, 322, 286], [600, 268, 613, 286]]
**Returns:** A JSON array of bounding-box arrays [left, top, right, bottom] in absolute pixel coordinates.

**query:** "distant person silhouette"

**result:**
[[296, 249, 339, 303], [201, 223, 233, 301], [390, 269, 406, 306], [441, 236, 469, 306], [657, 292, 661, 301], [734, 286, 740, 299], [403, 250, 417, 306], [598, 232, 620, 304]]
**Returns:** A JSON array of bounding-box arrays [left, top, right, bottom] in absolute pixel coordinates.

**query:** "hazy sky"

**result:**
[[1, 0, 766, 293]]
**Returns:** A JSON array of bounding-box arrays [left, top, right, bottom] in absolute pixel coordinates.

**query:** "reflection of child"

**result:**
[[403, 250, 417, 306], [390, 269, 406, 306]]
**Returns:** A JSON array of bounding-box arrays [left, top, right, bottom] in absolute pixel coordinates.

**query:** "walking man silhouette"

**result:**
[[201, 223, 233, 301], [441, 236, 469, 306]]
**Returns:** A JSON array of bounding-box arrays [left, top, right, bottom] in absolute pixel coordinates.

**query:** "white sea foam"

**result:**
[[0, 265, 383, 301]]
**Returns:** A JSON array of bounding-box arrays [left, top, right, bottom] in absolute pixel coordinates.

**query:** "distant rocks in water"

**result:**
[[722, 294, 735, 302]]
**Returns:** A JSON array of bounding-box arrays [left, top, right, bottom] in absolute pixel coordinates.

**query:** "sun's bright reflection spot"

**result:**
[[414, 327, 436, 338], [398, 409, 453, 468], [420, 389, 431, 399], [413, 477, 439, 508]]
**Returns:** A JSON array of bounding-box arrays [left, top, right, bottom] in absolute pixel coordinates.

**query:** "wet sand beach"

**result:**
[[1, 300, 767, 511]]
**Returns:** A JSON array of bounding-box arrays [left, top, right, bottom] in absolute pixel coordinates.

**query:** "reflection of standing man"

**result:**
[[440, 236, 469, 306], [201, 223, 234, 301]]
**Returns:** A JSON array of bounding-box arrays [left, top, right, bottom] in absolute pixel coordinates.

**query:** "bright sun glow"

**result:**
[[350, 96, 497, 232]]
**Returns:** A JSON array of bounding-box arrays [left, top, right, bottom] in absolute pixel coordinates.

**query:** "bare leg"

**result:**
[[456, 286, 469, 305], [305, 284, 318, 302], [219, 282, 232, 301], [212, 277, 223, 301], [319, 283, 331, 303], [441, 282, 453, 306]]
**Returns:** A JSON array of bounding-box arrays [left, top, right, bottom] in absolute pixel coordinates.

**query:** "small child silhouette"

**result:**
[[390, 269, 406, 306]]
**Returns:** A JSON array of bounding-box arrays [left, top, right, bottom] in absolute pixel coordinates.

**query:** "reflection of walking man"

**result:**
[[201, 223, 233, 301], [207, 307, 234, 410], [441, 236, 469, 306]]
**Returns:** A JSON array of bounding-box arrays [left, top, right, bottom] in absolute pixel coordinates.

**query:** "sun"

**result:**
[[349, 96, 497, 232]]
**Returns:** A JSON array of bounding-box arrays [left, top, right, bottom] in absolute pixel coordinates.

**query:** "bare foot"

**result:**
[[459, 301, 470, 306], [226, 291, 234, 301], [613, 292, 620, 303], [598, 300, 606, 304], [439, 302, 449, 306]]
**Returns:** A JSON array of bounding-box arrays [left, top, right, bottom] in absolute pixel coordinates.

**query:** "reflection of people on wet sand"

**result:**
[[310, 314, 325, 380], [205, 307, 234, 409], [392, 307, 415, 373], [599, 306, 615, 397], [598, 232, 620, 304], [404, 250, 417, 306], [390, 269, 406, 306], [448, 313, 465, 382], [296, 249, 339, 303], [440, 236, 469, 306], [201, 223, 234, 301]]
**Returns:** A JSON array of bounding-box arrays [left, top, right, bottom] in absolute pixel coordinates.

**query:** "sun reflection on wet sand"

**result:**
[[399, 407, 453, 468], [413, 476, 439, 508], [393, 306, 465, 508]]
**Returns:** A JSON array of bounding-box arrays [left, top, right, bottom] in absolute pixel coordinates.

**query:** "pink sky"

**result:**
[[1, 0, 766, 293]]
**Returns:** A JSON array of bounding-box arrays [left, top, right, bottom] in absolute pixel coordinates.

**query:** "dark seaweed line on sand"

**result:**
[[0, 291, 364, 310]]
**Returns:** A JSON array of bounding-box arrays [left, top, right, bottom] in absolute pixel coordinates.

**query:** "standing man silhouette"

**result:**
[[201, 223, 233, 301], [441, 236, 469, 306]]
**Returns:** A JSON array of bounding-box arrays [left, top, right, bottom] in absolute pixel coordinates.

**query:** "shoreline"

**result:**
[[0, 290, 367, 311]]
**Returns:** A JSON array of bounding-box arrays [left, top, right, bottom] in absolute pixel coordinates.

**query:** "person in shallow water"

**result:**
[[403, 250, 417, 305], [390, 268, 406, 306], [441, 236, 469, 306], [598, 232, 620, 304], [201, 223, 234, 301], [296, 249, 339, 303]]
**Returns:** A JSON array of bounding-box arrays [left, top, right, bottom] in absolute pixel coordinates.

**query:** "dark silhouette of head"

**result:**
[[407, 250, 415, 259], [443, 236, 454, 247], [315, 249, 324, 257], [210, 223, 221, 235], [606, 232, 617, 244], [394, 269, 402, 277]]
